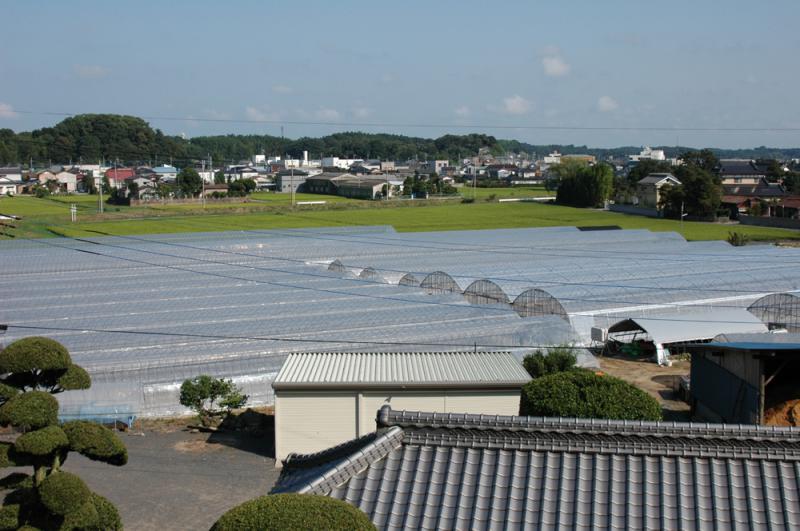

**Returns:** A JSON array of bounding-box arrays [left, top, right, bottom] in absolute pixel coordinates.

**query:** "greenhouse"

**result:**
[[2, 225, 800, 418]]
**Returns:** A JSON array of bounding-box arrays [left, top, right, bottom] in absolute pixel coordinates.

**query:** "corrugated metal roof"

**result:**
[[273, 407, 800, 530], [272, 351, 531, 389]]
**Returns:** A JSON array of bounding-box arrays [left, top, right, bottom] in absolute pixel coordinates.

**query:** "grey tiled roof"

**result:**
[[272, 407, 800, 530]]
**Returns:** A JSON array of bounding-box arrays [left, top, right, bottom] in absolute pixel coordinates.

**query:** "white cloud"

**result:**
[[541, 47, 570, 77], [73, 64, 110, 79], [0, 103, 16, 119], [315, 108, 341, 121], [502, 95, 531, 115], [454, 105, 470, 117], [351, 107, 372, 119], [597, 95, 619, 112], [245, 106, 282, 122], [271, 84, 293, 94]]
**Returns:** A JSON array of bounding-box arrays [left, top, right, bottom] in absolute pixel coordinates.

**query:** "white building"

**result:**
[[543, 151, 562, 165], [54, 171, 78, 193], [629, 146, 666, 162], [322, 157, 364, 169], [272, 350, 531, 463]]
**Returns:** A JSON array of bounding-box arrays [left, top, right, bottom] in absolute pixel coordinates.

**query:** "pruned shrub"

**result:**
[[62, 421, 128, 466], [0, 392, 59, 430], [180, 375, 248, 427], [520, 370, 662, 421], [91, 493, 122, 531], [210, 494, 375, 531], [56, 365, 91, 391], [14, 426, 69, 457], [0, 337, 71, 374], [0, 337, 125, 527], [38, 472, 91, 516], [522, 346, 578, 378]]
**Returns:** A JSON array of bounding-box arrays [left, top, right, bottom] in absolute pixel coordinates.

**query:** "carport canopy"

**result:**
[[608, 308, 768, 345]]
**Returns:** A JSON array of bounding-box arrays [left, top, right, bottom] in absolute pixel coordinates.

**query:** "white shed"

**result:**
[[272, 351, 531, 463]]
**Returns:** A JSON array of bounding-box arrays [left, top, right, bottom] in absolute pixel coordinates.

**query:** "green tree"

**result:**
[[679, 148, 719, 172], [0, 337, 126, 530], [213, 171, 226, 185], [555, 162, 614, 208], [83, 174, 97, 195], [522, 346, 577, 378], [176, 168, 202, 197], [520, 370, 662, 421], [179, 375, 248, 427], [671, 164, 722, 217], [210, 494, 375, 531]]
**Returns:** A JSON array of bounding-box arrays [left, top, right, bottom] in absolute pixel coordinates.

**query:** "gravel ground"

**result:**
[[598, 355, 692, 421], [61, 429, 280, 530]]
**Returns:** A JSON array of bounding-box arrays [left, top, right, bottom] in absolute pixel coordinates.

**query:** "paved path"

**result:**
[[62, 429, 280, 530]]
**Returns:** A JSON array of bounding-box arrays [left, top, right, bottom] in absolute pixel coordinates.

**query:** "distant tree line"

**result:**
[[0, 114, 503, 166]]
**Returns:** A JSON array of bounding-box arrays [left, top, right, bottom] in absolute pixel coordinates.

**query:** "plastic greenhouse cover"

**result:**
[[2, 226, 799, 418]]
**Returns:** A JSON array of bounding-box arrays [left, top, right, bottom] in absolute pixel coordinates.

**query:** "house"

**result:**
[[104, 167, 135, 188], [272, 406, 800, 530], [271, 351, 531, 463], [321, 157, 363, 170], [152, 165, 178, 182], [36, 171, 56, 184], [717, 159, 768, 185], [635, 172, 681, 208], [628, 146, 666, 162], [0, 166, 24, 195], [685, 333, 800, 425], [53, 171, 78, 193], [418, 160, 448, 175]]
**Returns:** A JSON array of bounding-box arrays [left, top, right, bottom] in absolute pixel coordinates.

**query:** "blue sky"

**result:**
[[1, 0, 798, 148]]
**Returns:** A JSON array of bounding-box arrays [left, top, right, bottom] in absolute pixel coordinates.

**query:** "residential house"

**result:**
[[418, 160, 449, 175], [275, 170, 309, 193], [53, 171, 78, 193], [104, 167, 135, 189], [636, 173, 681, 208], [0, 166, 23, 195], [152, 165, 178, 182], [717, 159, 768, 185], [272, 406, 800, 530]]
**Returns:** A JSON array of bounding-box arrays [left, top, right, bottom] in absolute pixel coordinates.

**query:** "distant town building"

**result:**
[[629, 146, 666, 162]]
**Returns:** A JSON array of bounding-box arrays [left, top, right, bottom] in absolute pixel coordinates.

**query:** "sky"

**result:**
[[1, 0, 799, 149]]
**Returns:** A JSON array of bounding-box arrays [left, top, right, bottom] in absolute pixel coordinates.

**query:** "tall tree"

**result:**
[[176, 168, 202, 197]]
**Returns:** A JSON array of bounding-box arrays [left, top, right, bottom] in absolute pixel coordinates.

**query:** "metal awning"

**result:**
[[608, 308, 768, 345]]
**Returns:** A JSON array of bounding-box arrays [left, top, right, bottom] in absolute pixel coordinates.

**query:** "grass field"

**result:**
[[457, 186, 552, 200], [249, 191, 357, 204], [1, 193, 798, 242]]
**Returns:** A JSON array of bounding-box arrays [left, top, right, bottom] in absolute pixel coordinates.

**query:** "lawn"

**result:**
[[249, 191, 356, 204], [457, 186, 552, 200], [29, 200, 800, 242]]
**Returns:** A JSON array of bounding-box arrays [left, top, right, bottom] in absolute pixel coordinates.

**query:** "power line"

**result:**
[[13, 109, 800, 133]]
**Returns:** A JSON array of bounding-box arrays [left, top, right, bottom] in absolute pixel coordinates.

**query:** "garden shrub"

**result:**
[[0, 392, 59, 430], [38, 472, 91, 516], [522, 346, 578, 378], [0, 337, 71, 373], [520, 370, 662, 421], [62, 421, 128, 465], [210, 494, 375, 531], [14, 426, 69, 457]]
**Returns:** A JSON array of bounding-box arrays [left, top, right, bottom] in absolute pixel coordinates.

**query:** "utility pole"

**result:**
[[98, 159, 104, 214], [201, 158, 206, 208], [291, 167, 295, 207]]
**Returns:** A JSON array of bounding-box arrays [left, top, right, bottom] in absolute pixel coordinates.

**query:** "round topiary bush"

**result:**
[[56, 364, 91, 392], [0, 392, 59, 430], [210, 494, 375, 531], [14, 426, 69, 457], [62, 421, 128, 466], [90, 493, 122, 531], [0, 337, 71, 373], [520, 369, 663, 421], [38, 472, 91, 516]]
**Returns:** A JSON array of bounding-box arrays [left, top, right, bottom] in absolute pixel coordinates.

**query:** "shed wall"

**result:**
[[276, 388, 523, 460]]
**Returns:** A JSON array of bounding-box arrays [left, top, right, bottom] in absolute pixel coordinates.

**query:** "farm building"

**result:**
[[2, 225, 800, 420], [685, 333, 800, 425], [272, 351, 531, 462], [273, 406, 800, 530]]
